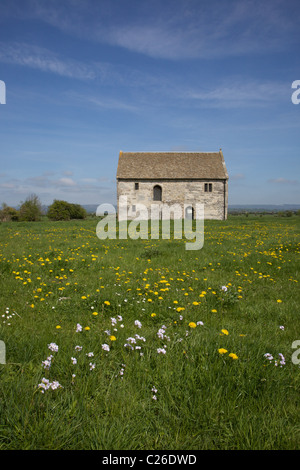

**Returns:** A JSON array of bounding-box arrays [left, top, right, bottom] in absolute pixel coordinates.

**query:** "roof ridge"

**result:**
[[121, 151, 219, 154]]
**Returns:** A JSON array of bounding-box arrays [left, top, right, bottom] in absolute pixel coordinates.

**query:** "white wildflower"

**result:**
[[42, 355, 53, 370], [126, 337, 137, 344], [157, 348, 167, 355]]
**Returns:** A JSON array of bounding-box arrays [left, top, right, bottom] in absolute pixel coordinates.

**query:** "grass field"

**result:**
[[0, 214, 299, 450]]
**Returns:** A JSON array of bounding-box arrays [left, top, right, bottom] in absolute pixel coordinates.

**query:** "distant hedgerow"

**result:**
[[47, 200, 87, 221]]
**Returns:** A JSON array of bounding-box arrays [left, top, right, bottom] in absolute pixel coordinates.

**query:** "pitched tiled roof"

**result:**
[[116, 151, 228, 180]]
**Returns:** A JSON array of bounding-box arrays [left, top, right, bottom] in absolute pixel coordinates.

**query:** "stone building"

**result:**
[[116, 150, 228, 220]]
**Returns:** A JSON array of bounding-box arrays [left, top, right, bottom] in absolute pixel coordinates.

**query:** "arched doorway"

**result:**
[[185, 206, 194, 220], [153, 185, 162, 201]]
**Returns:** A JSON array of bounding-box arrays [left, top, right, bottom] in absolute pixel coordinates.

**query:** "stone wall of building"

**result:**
[[117, 179, 227, 220]]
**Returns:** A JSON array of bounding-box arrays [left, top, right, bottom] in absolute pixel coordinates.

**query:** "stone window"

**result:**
[[132, 205, 136, 212], [135, 182, 139, 190], [204, 183, 213, 192], [153, 185, 162, 201]]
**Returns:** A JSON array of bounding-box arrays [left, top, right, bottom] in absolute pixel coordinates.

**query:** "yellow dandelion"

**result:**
[[151, 313, 156, 317], [221, 329, 229, 335], [109, 335, 116, 341], [104, 301, 110, 306], [211, 309, 217, 313], [55, 325, 62, 329], [218, 348, 228, 354], [229, 353, 238, 360], [277, 299, 282, 303], [189, 322, 197, 328], [84, 326, 90, 331]]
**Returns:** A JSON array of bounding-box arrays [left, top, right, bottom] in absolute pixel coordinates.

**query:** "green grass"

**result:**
[[0, 215, 299, 449]]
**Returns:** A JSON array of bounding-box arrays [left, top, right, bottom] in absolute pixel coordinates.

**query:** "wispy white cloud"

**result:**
[[230, 173, 245, 181], [0, 170, 116, 205], [56, 177, 76, 187], [183, 79, 289, 108], [269, 177, 299, 185], [0, 42, 110, 80], [6, 0, 297, 60], [66, 92, 139, 112]]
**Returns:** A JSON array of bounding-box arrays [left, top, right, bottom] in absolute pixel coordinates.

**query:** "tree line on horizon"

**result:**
[[1, 194, 300, 222], [0, 194, 87, 222]]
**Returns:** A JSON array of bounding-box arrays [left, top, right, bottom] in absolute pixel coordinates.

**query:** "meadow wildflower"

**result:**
[[38, 378, 62, 393], [102, 344, 110, 352], [157, 348, 167, 354], [48, 342, 58, 352], [228, 353, 238, 360], [218, 348, 228, 354], [157, 327, 166, 339], [42, 356, 53, 370], [221, 329, 229, 335], [188, 322, 197, 328]]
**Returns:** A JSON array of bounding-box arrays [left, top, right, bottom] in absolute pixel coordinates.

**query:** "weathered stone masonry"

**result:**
[[116, 151, 228, 220]]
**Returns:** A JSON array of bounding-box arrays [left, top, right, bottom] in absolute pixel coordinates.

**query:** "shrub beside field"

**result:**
[[0, 215, 299, 449]]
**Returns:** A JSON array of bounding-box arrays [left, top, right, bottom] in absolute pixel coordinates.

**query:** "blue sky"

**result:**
[[0, 0, 299, 207]]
